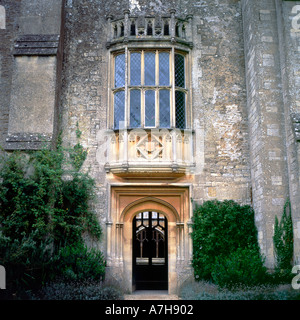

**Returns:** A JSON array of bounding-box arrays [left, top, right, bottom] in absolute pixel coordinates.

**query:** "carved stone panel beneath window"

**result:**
[[105, 129, 195, 174]]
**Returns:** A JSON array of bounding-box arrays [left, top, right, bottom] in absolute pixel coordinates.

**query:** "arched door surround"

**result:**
[[106, 186, 192, 294]]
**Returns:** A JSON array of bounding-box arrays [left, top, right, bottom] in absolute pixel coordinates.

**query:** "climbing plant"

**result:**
[[0, 129, 103, 294], [273, 198, 294, 280]]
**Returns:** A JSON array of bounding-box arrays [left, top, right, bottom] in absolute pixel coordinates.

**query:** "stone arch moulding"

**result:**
[[106, 186, 193, 294], [120, 196, 180, 223]]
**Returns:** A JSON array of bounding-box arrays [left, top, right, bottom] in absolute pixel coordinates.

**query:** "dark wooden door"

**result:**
[[133, 211, 168, 290]]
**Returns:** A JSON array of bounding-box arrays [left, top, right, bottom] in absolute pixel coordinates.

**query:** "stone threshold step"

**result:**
[[124, 290, 179, 300]]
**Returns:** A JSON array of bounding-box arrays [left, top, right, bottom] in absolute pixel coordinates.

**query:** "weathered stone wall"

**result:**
[[17, 0, 63, 35], [240, 0, 300, 267], [8, 56, 57, 134], [242, 0, 291, 268], [2, 0, 300, 288], [60, 0, 113, 251], [279, 0, 300, 264], [191, 0, 251, 207], [0, 0, 64, 150], [59, 0, 252, 253], [0, 1, 21, 150]]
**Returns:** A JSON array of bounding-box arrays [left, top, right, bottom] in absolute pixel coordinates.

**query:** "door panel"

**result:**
[[133, 211, 168, 290]]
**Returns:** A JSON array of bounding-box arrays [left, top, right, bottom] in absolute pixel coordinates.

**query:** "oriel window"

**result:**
[[112, 49, 188, 130]]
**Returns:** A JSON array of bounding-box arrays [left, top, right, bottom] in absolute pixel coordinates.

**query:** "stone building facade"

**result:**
[[0, 0, 300, 293]]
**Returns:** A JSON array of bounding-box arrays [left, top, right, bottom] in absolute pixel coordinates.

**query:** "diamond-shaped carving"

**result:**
[[136, 133, 163, 160]]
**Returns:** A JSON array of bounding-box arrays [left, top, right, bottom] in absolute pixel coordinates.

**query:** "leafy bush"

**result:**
[[0, 233, 55, 294], [273, 199, 294, 282], [0, 148, 101, 248], [192, 200, 267, 288], [51, 171, 101, 247], [54, 243, 105, 281], [0, 150, 60, 243], [0, 130, 104, 297], [211, 245, 268, 289]]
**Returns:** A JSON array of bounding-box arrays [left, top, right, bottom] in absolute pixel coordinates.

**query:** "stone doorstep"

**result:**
[[124, 290, 179, 300]]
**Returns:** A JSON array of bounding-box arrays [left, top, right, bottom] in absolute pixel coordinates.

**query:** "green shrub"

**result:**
[[0, 130, 104, 297], [273, 199, 294, 282], [0, 149, 101, 248], [0, 233, 56, 294], [51, 171, 101, 247], [211, 245, 268, 289], [54, 243, 105, 281], [192, 200, 266, 287]]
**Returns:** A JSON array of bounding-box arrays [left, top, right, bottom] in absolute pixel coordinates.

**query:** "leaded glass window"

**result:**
[[159, 90, 170, 128], [115, 53, 125, 87], [112, 49, 188, 130], [113, 53, 125, 129], [145, 90, 156, 127], [144, 52, 156, 86], [130, 52, 141, 86], [175, 53, 185, 88], [130, 90, 141, 128], [175, 91, 185, 129], [114, 90, 125, 129], [159, 52, 170, 86], [175, 53, 186, 129]]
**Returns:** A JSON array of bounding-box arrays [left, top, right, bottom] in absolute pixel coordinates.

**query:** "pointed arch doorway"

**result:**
[[107, 186, 192, 294], [133, 211, 168, 290], [121, 196, 180, 293]]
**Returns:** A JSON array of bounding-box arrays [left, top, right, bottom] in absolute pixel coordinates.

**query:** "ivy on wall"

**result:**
[[273, 198, 294, 280]]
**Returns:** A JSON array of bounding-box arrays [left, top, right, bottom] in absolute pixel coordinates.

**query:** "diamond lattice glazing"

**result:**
[[175, 90, 186, 129], [115, 54, 125, 88], [175, 54, 185, 88]]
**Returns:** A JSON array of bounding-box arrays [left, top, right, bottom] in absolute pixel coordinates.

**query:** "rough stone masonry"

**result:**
[[0, 0, 300, 292]]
